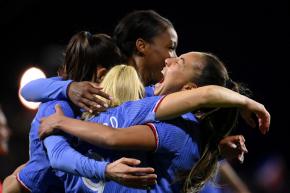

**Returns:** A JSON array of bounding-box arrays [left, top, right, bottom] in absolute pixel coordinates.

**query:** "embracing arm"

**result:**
[[42, 115, 156, 151], [41, 101, 109, 180], [156, 85, 270, 133], [21, 77, 72, 102], [156, 85, 247, 119], [44, 134, 108, 180], [44, 134, 157, 187], [21, 77, 111, 112]]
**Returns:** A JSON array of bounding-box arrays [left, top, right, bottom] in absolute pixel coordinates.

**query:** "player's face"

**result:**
[[139, 27, 178, 85], [154, 52, 204, 95]]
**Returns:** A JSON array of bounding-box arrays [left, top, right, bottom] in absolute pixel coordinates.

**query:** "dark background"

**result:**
[[0, 0, 289, 192]]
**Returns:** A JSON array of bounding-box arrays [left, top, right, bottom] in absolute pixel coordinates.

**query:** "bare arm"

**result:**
[[40, 106, 156, 150], [156, 85, 270, 134], [2, 164, 29, 193]]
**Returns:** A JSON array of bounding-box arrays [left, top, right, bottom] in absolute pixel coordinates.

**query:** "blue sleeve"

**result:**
[[121, 95, 165, 125], [42, 101, 108, 180], [147, 122, 185, 153], [21, 76, 73, 102], [44, 135, 108, 180]]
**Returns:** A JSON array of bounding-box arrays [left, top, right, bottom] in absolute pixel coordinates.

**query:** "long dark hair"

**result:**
[[59, 31, 121, 81], [113, 10, 173, 60], [183, 53, 245, 193]]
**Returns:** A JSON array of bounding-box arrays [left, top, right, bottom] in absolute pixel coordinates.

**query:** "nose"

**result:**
[[165, 57, 177, 67], [165, 58, 171, 66]]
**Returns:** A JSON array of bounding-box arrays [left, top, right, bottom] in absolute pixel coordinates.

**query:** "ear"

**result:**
[[181, 82, 198, 91], [96, 67, 108, 82], [135, 38, 148, 56]]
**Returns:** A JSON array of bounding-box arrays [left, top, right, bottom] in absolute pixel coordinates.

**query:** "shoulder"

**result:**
[[121, 95, 163, 108], [39, 100, 75, 118]]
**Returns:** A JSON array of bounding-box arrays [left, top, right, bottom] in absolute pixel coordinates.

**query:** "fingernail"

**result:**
[[104, 103, 109, 108], [109, 96, 113, 100], [239, 154, 244, 163], [96, 105, 101, 108], [230, 143, 237, 149]]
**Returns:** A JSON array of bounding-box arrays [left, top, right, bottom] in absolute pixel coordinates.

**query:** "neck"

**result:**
[[126, 57, 137, 68], [127, 55, 151, 86]]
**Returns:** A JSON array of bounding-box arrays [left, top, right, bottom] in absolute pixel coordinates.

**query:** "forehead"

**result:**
[[152, 27, 178, 45], [179, 52, 203, 68]]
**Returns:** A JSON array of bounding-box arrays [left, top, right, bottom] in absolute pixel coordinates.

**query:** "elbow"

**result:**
[[47, 150, 64, 170], [49, 157, 61, 170]]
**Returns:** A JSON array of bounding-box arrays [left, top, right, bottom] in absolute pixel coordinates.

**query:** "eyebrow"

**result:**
[[180, 57, 185, 64]]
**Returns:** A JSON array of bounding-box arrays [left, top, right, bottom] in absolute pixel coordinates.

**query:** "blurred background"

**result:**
[[0, 0, 289, 192]]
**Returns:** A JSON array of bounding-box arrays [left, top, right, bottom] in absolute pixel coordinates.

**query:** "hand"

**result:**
[[218, 135, 248, 163], [105, 157, 157, 189], [68, 81, 112, 113], [39, 105, 64, 139], [241, 98, 271, 134]]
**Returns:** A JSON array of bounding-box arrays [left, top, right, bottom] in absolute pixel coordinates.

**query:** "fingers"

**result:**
[[117, 157, 141, 166], [81, 94, 108, 112], [54, 104, 64, 115], [220, 135, 249, 162], [88, 86, 112, 101], [123, 173, 157, 180], [68, 81, 111, 112], [233, 135, 248, 153], [127, 167, 155, 174], [77, 102, 93, 113], [81, 88, 110, 112], [39, 130, 46, 140], [238, 152, 244, 163], [258, 110, 271, 134], [227, 142, 237, 149]]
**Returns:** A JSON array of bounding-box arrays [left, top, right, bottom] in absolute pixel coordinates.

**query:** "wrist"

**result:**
[[66, 81, 74, 101], [56, 116, 66, 130], [104, 162, 112, 180], [100, 162, 110, 181]]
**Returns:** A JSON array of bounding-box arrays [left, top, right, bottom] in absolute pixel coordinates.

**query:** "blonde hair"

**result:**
[[100, 64, 145, 107], [82, 64, 144, 120]]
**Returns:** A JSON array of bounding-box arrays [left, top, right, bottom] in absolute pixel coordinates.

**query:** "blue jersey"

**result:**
[[18, 100, 109, 193], [20, 78, 220, 193], [62, 95, 165, 193], [145, 85, 155, 97], [145, 118, 200, 193], [64, 96, 218, 193]]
